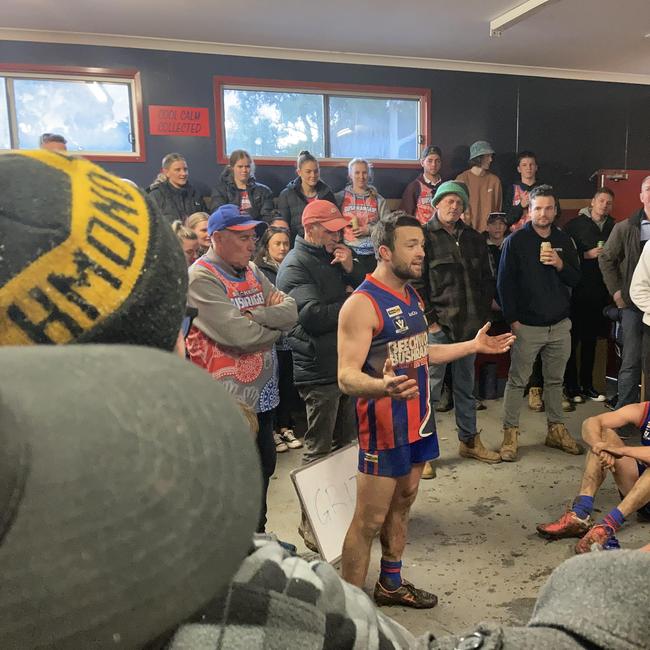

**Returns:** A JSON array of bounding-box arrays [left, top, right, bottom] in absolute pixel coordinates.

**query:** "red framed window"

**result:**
[[0, 64, 145, 163], [214, 76, 430, 168]]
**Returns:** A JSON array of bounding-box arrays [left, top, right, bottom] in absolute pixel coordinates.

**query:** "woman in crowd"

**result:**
[[171, 221, 200, 266], [254, 226, 303, 453], [211, 150, 275, 222], [186, 212, 210, 255], [336, 158, 389, 275], [400, 145, 443, 224], [148, 153, 208, 223], [277, 150, 336, 242]]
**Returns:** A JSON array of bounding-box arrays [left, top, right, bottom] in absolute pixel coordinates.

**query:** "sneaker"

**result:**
[[373, 580, 438, 609], [583, 387, 606, 402], [281, 429, 303, 449], [273, 432, 289, 453], [566, 387, 584, 404], [575, 523, 616, 554], [604, 395, 618, 411], [562, 393, 575, 412], [536, 507, 591, 539], [475, 399, 487, 411]]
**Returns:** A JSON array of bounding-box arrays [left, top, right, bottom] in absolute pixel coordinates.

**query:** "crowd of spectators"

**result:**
[[2, 139, 650, 648]]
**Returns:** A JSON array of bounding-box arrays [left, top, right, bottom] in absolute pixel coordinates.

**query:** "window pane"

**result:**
[[329, 96, 419, 160], [224, 89, 324, 158], [0, 79, 10, 149], [13, 78, 135, 153]]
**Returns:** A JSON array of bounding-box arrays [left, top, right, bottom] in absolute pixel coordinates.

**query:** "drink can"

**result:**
[[597, 241, 605, 248]]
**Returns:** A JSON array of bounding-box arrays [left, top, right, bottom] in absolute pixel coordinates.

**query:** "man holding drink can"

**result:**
[[497, 185, 583, 461]]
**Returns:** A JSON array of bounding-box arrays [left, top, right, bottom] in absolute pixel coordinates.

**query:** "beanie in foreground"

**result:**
[[0, 150, 187, 350]]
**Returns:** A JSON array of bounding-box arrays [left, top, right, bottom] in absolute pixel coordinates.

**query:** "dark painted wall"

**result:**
[[2, 40, 649, 199]]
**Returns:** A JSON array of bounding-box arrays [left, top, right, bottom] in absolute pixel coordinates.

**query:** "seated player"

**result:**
[[537, 403, 650, 553]]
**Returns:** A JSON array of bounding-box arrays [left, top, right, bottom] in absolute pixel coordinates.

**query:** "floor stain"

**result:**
[[467, 495, 507, 517]]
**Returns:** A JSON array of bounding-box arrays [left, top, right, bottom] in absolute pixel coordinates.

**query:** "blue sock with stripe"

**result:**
[[379, 559, 402, 590], [571, 495, 594, 520], [601, 507, 625, 531]]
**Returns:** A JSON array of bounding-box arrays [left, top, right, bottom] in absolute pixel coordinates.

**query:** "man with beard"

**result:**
[[337, 212, 515, 608], [498, 185, 583, 461]]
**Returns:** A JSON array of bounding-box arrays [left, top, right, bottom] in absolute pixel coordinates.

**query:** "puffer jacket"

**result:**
[[277, 177, 336, 242], [147, 180, 207, 224], [275, 236, 364, 385], [211, 168, 275, 223]]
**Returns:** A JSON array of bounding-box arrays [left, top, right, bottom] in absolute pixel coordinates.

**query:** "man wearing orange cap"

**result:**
[[277, 199, 365, 551]]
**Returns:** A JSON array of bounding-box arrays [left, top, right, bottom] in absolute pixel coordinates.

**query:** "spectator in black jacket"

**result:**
[[277, 150, 336, 243], [498, 185, 583, 462], [147, 153, 207, 224], [276, 200, 364, 551], [211, 150, 275, 223], [564, 187, 615, 402]]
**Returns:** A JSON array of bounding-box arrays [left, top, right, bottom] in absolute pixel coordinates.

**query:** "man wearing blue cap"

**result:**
[[186, 204, 298, 534]]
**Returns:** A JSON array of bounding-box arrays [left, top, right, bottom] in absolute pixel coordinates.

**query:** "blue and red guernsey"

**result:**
[[355, 275, 434, 451]]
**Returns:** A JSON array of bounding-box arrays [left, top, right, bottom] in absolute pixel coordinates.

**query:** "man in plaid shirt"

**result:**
[[420, 181, 499, 470]]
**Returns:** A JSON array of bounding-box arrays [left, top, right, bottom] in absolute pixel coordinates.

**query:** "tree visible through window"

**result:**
[[0, 66, 144, 161], [216, 77, 429, 165]]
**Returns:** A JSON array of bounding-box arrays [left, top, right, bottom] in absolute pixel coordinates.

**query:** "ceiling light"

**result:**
[[490, 0, 557, 37]]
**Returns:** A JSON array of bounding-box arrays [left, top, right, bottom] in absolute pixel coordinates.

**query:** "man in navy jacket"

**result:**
[[497, 185, 583, 461]]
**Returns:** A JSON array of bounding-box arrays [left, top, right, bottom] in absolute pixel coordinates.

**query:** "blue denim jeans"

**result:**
[[617, 307, 643, 408], [428, 330, 476, 443]]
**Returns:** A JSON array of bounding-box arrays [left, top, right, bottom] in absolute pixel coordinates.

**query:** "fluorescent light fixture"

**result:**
[[490, 0, 556, 37]]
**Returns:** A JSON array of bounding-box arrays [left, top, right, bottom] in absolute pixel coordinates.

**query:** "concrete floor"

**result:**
[[267, 397, 650, 639]]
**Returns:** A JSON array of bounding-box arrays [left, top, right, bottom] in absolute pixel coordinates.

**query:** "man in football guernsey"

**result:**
[[537, 402, 650, 553], [338, 212, 515, 608], [399, 145, 443, 225], [187, 204, 297, 534]]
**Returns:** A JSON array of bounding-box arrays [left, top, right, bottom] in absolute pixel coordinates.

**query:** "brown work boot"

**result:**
[[500, 426, 519, 462], [420, 461, 437, 480], [545, 422, 584, 455], [459, 434, 501, 464], [528, 387, 544, 412]]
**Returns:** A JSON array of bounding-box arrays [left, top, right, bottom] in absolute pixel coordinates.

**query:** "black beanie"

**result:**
[[0, 150, 187, 350]]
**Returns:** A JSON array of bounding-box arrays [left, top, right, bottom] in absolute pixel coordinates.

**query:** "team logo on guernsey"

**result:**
[[386, 305, 402, 318], [393, 316, 409, 334]]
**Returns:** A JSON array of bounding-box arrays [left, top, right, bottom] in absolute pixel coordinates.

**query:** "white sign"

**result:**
[[291, 443, 359, 563]]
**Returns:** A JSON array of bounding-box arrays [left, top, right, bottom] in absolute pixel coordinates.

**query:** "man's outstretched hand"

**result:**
[[474, 322, 516, 354], [382, 358, 419, 400]]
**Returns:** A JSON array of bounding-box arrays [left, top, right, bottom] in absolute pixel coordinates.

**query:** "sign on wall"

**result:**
[[148, 105, 210, 137]]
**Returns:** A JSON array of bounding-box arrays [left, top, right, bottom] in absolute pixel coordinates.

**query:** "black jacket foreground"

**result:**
[[210, 169, 275, 223], [147, 180, 207, 224], [276, 177, 336, 242], [275, 236, 364, 385], [497, 222, 581, 326]]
